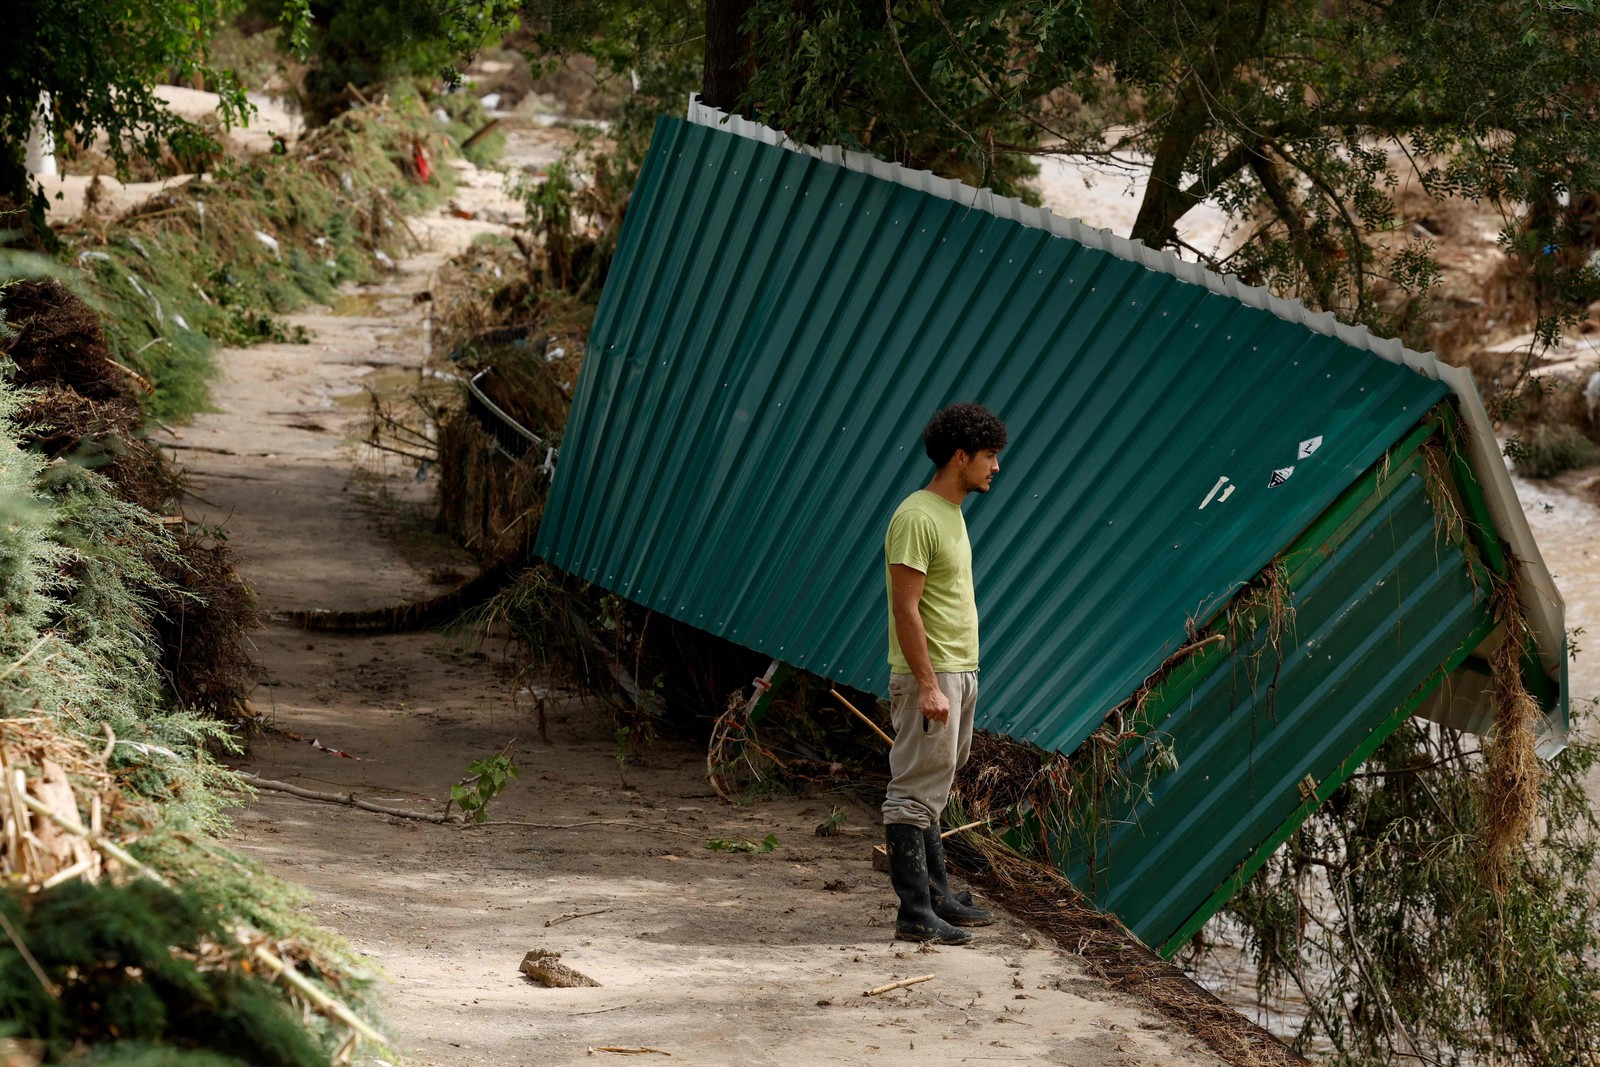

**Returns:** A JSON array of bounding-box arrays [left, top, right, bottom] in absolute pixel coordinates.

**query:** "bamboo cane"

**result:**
[[829, 689, 894, 746], [863, 974, 935, 996]]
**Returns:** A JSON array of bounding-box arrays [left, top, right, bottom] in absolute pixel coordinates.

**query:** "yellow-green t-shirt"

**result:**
[[885, 490, 979, 673]]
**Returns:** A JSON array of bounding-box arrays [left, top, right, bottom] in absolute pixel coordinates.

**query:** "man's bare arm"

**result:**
[[890, 563, 951, 724]]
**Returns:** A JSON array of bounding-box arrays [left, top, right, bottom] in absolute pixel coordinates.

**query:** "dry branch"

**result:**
[[864, 974, 935, 996], [830, 689, 894, 746], [237, 773, 460, 823], [545, 908, 612, 928]]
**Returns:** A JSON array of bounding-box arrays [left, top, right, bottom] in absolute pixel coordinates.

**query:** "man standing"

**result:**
[[882, 402, 1007, 944]]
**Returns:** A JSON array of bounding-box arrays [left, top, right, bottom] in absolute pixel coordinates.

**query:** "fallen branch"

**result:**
[[463, 819, 696, 838], [237, 773, 460, 824], [461, 118, 502, 151], [830, 689, 894, 746], [589, 1048, 670, 1057], [546, 908, 612, 928], [864, 974, 935, 997]]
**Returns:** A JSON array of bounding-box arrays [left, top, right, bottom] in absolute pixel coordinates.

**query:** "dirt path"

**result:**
[[166, 151, 1241, 1066]]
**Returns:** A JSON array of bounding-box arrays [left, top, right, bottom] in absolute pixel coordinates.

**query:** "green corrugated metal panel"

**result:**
[[537, 113, 1452, 759], [1056, 431, 1492, 947], [682, 101, 1566, 727]]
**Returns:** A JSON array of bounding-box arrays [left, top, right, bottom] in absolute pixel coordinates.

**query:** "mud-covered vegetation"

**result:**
[[0, 2, 520, 1059], [0, 279, 379, 1064]]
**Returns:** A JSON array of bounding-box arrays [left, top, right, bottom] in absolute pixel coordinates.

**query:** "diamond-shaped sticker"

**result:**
[[1298, 435, 1324, 459], [1268, 465, 1295, 488]]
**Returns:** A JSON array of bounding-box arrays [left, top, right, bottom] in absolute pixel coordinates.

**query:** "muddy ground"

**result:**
[[172, 144, 1239, 1066]]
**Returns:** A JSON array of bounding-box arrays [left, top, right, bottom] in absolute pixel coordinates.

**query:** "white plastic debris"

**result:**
[[374, 249, 396, 270], [253, 230, 281, 259], [77, 250, 110, 263], [116, 740, 180, 760], [545, 345, 566, 363], [313, 236, 327, 247], [127, 275, 163, 324], [172, 313, 189, 331], [479, 92, 502, 111]]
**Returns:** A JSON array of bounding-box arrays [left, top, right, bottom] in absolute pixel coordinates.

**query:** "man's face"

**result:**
[[958, 448, 1001, 493]]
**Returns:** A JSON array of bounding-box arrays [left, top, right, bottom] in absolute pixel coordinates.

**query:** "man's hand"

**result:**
[[920, 681, 951, 724], [892, 563, 950, 725]]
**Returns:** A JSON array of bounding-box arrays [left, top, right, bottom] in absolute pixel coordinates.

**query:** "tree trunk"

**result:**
[[702, 0, 754, 112]]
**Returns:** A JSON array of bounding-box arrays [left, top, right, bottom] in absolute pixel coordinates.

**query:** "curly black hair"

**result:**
[[922, 403, 1008, 466]]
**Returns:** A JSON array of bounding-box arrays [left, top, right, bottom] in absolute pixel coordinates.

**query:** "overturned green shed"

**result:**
[[536, 98, 1568, 956]]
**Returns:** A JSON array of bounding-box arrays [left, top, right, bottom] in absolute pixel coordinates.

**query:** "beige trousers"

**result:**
[[881, 671, 978, 828]]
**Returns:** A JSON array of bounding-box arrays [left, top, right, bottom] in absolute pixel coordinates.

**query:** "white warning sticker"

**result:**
[[1268, 466, 1295, 488], [1298, 436, 1324, 459]]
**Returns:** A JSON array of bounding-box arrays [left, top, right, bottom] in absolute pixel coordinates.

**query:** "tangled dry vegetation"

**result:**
[[0, 277, 375, 1064], [1, 279, 260, 724], [30, 90, 456, 421]]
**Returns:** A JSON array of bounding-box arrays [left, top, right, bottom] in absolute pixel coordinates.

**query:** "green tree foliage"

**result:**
[[736, 1, 1600, 345], [741, 1, 1094, 199], [0, 0, 265, 222], [251, 0, 518, 122], [518, 0, 707, 174], [1219, 716, 1600, 1065]]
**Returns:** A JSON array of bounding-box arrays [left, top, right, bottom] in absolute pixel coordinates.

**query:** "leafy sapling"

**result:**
[[449, 742, 520, 823]]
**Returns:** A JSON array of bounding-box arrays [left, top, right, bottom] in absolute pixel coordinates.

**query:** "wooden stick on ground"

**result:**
[[830, 689, 894, 746], [545, 908, 612, 928], [863, 974, 935, 997], [238, 774, 460, 824], [465, 819, 697, 838], [588, 1048, 671, 1056]]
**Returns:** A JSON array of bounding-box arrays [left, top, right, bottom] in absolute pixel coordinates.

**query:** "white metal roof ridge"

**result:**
[[684, 95, 1568, 741]]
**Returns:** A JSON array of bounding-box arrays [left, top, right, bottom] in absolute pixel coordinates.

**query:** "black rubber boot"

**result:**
[[885, 824, 973, 945], [924, 825, 994, 927]]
